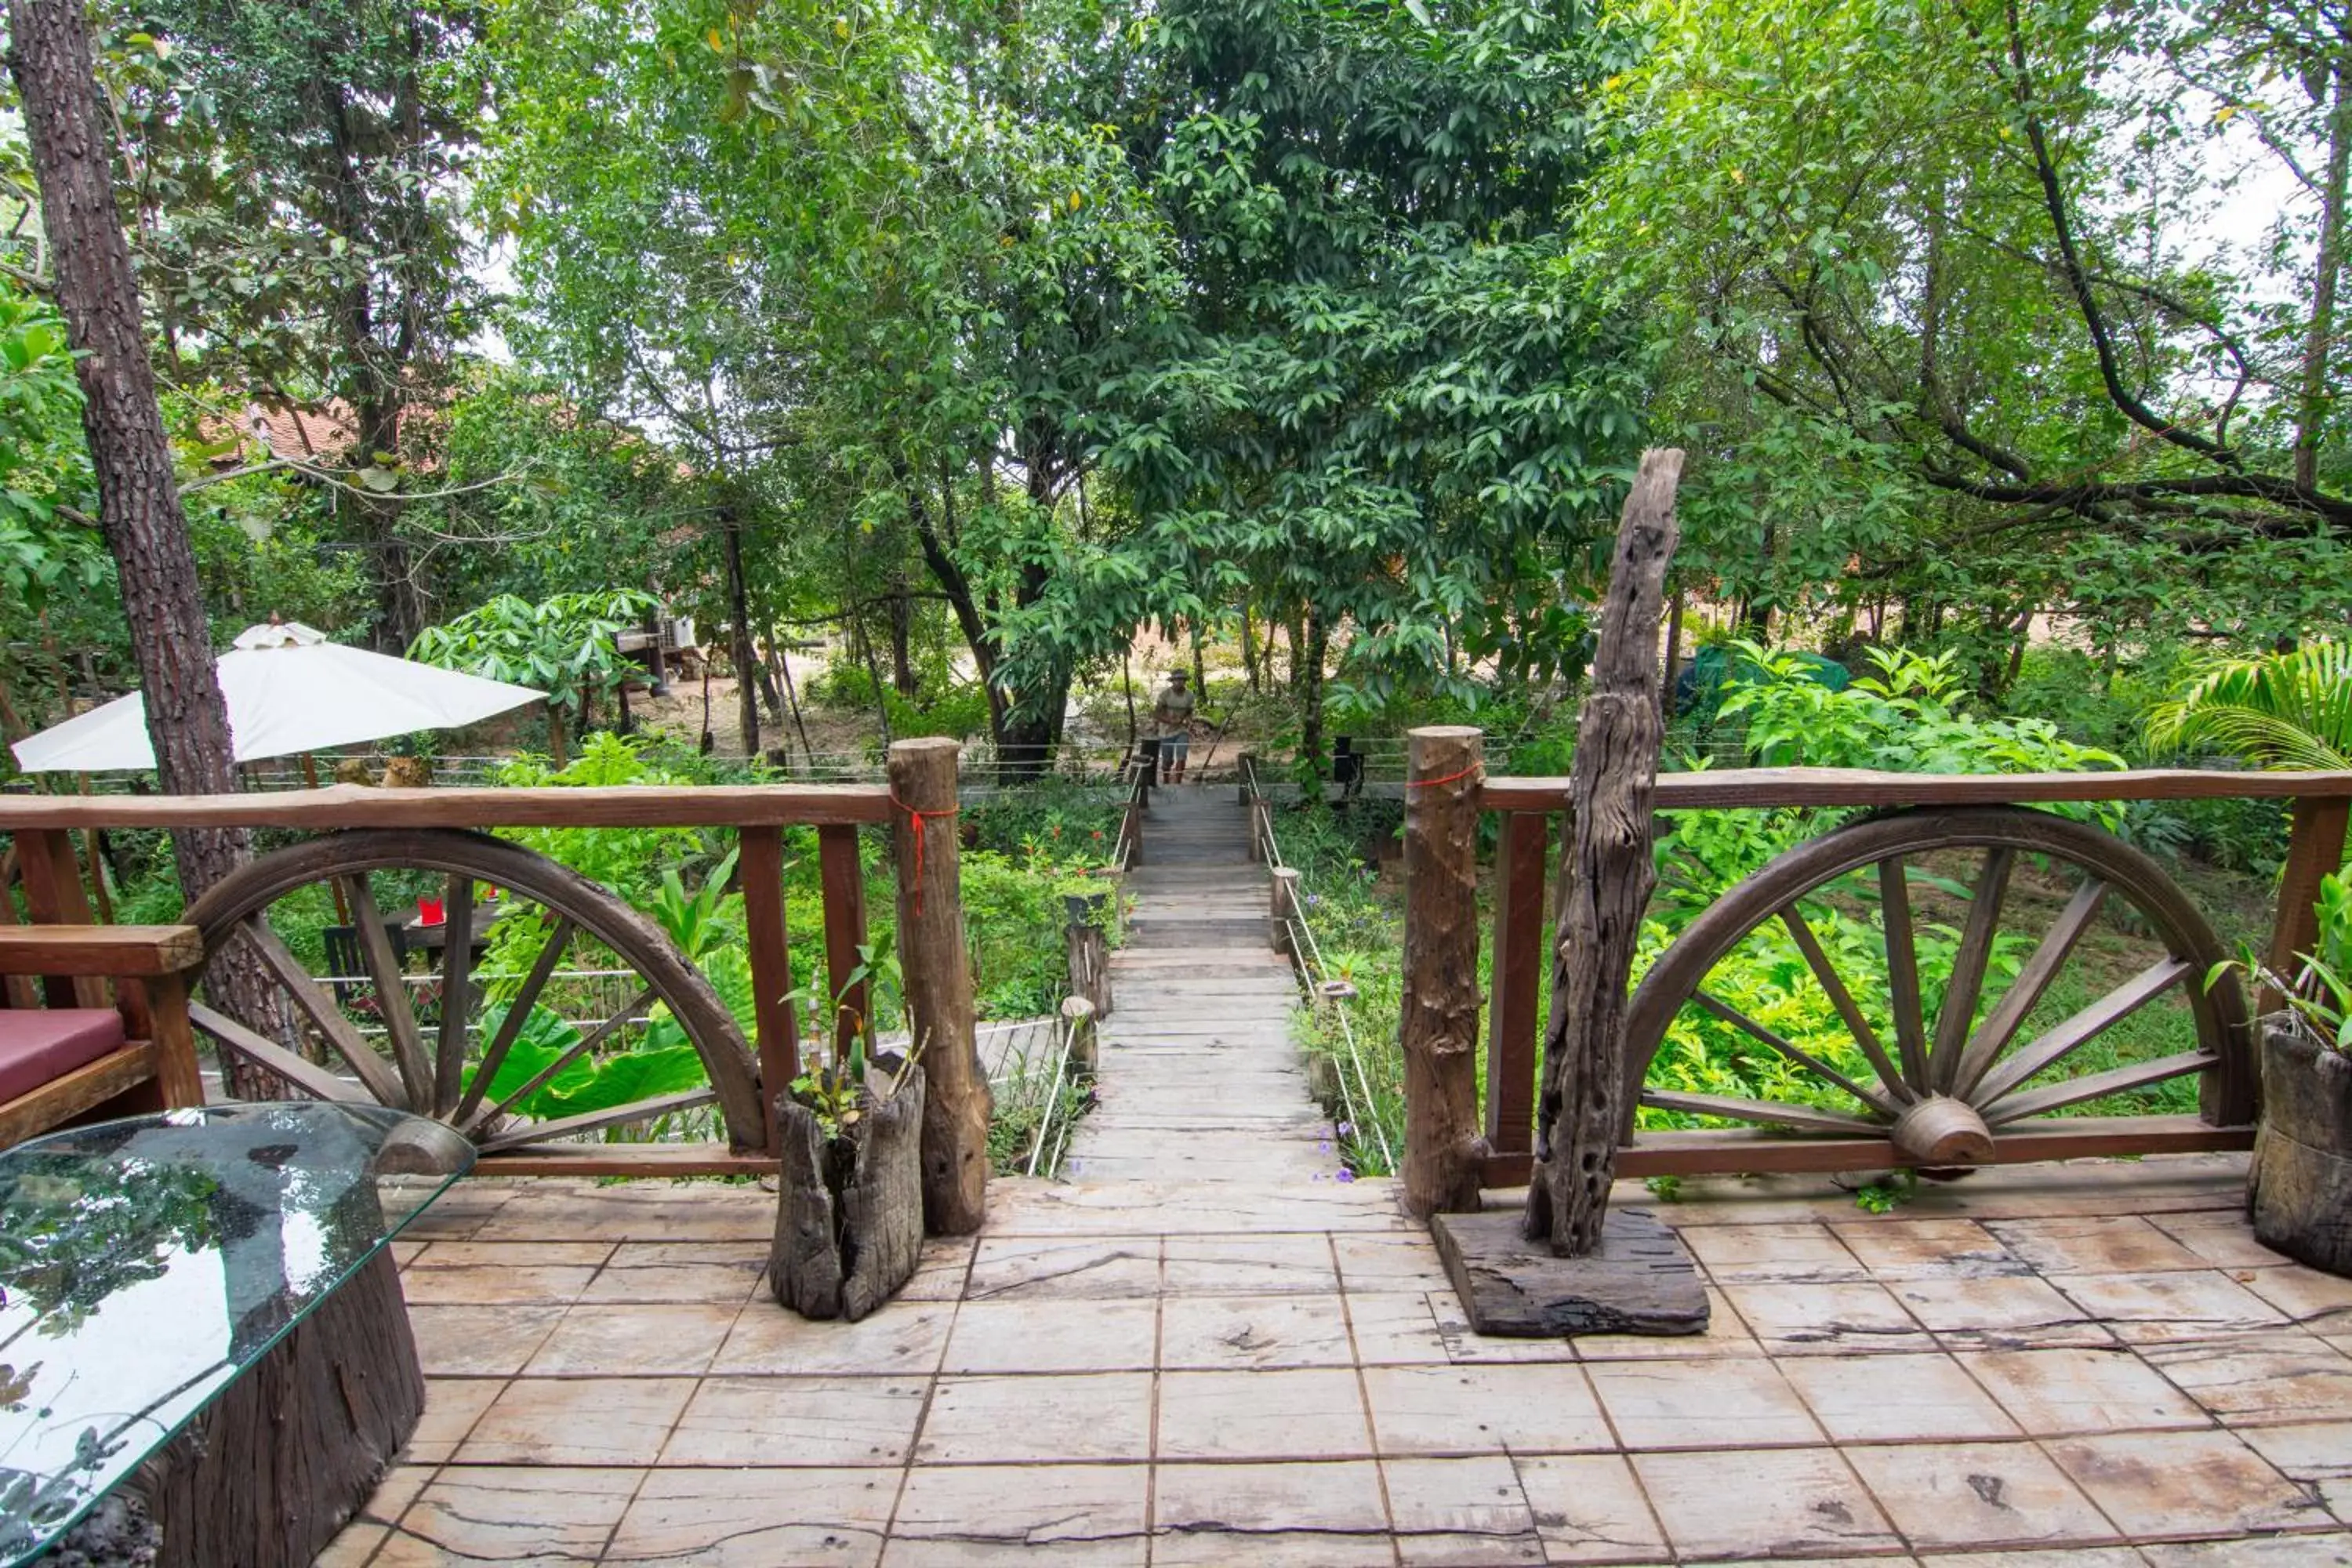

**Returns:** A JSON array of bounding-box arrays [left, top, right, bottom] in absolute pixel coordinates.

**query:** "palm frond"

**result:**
[[2145, 641, 2352, 771]]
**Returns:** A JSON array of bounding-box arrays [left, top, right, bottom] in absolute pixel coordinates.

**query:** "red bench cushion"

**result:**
[[0, 1009, 129, 1105]]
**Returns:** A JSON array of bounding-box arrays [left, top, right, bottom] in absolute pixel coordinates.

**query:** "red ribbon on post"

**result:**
[[1408, 763, 1484, 793], [889, 793, 960, 917]]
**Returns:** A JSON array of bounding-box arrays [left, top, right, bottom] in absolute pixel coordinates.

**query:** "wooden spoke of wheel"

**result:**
[[451, 914, 575, 1127], [434, 875, 475, 1116], [477, 1088, 720, 1154], [1640, 1087, 1883, 1136], [241, 916, 408, 1108], [338, 874, 431, 1109], [1984, 1048, 2216, 1125], [1971, 956, 2193, 1105], [1777, 908, 1915, 1105], [463, 985, 656, 1135], [1690, 989, 1903, 1117], [1927, 846, 2014, 1094], [191, 1001, 368, 1103], [1878, 857, 1930, 1090], [1952, 878, 2109, 1098]]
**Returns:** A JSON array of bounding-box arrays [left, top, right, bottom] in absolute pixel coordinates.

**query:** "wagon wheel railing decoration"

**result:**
[[1621, 806, 2257, 1167], [180, 829, 765, 1153]]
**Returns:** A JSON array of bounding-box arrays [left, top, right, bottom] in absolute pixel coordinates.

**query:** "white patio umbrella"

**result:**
[[11, 620, 548, 773]]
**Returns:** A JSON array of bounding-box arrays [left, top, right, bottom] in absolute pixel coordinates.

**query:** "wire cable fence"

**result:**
[[1239, 754, 1398, 1175]]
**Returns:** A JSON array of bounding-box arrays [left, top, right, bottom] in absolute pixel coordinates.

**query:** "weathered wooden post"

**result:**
[[1269, 866, 1301, 956], [887, 737, 990, 1234], [1401, 726, 1487, 1218], [1061, 994, 1099, 1074], [1065, 892, 1112, 1018], [1430, 449, 1705, 1337]]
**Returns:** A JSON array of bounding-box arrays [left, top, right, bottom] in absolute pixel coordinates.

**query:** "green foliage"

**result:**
[[412, 591, 660, 720], [1722, 644, 2127, 823], [2223, 872, 2352, 1055], [466, 1002, 708, 1120], [2147, 642, 2352, 771]]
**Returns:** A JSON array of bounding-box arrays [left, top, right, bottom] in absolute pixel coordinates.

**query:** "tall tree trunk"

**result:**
[[905, 467, 1011, 753], [888, 572, 917, 697], [1298, 608, 1330, 785], [2300, 60, 2350, 492], [1241, 607, 1261, 693], [718, 504, 760, 756], [10, 0, 283, 1086]]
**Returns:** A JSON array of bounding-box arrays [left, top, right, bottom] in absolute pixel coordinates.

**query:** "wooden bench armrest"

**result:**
[[0, 925, 206, 978]]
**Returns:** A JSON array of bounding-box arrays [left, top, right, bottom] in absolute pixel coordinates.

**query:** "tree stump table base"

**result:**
[[1432, 1207, 1708, 1338], [143, 1247, 424, 1568]]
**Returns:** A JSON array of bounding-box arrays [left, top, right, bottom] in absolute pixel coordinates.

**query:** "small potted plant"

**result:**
[[2236, 872, 2352, 1276], [768, 936, 928, 1321]]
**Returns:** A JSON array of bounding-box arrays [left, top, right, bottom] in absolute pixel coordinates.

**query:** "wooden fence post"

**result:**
[[1485, 811, 1548, 1160], [739, 826, 798, 1154], [1528, 448, 1685, 1257], [1401, 725, 1486, 1218], [887, 737, 989, 1234], [1061, 993, 1099, 1073], [1270, 866, 1301, 956], [2266, 794, 2350, 1014], [1065, 892, 1112, 1018], [818, 824, 870, 1055]]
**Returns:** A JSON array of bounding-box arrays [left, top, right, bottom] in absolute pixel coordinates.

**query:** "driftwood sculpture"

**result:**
[[1432, 448, 1707, 1337]]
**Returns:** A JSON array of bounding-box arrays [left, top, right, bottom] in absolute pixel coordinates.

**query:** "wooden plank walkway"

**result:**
[[1062, 784, 1337, 1184]]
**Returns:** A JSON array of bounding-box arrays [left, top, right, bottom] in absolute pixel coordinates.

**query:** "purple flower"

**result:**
[[1317, 1139, 1333, 1153], [1336, 1121, 1353, 1135], [1335, 1168, 1356, 1183]]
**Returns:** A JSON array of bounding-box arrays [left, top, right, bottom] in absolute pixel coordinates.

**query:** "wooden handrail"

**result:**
[[1483, 765, 2352, 813], [1465, 760, 2352, 1189], [0, 782, 892, 831]]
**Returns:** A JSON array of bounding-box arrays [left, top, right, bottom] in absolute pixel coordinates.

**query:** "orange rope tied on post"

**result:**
[[890, 793, 960, 916], [1408, 763, 1484, 793]]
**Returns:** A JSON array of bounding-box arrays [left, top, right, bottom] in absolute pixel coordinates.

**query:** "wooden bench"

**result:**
[[0, 925, 206, 1148]]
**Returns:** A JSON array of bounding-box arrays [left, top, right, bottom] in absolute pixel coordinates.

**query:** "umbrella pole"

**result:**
[[302, 753, 354, 927]]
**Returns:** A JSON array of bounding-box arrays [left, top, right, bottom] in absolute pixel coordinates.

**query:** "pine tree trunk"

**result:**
[[8, 0, 287, 1091]]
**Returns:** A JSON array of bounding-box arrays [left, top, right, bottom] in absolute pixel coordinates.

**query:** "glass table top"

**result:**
[[0, 1102, 474, 1563]]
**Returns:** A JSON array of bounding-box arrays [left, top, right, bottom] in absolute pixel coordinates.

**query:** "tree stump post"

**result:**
[[1065, 893, 1112, 1018], [887, 738, 990, 1234], [1401, 726, 1487, 1218], [1270, 866, 1301, 956], [1061, 994, 1099, 1074], [770, 1062, 927, 1319], [1528, 448, 1686, 1254]]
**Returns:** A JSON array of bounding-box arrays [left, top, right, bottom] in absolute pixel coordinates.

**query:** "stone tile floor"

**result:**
[[323, 1153, 2352, 1566]]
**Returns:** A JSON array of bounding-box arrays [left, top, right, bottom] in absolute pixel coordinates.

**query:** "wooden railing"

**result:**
[[1406, 745, 2351, 1191], [0, 740, 988, 1200]]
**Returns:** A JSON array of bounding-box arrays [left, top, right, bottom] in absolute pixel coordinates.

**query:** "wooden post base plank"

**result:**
[[142, 1247, 424, 1568], [1432, 1206, 1708, 1338]]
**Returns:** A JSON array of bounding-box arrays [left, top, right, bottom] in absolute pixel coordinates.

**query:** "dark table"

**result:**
[[0, 1102, 474, 1567]]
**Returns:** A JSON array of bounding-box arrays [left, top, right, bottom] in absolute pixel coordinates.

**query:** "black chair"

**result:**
[[321, 922, 412, 1008]]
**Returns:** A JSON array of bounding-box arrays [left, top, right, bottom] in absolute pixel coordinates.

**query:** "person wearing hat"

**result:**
[[1152, 670, 1197, 782]]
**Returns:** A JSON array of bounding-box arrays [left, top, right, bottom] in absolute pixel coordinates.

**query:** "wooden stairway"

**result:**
[[1062, 784, 1336, 1184]]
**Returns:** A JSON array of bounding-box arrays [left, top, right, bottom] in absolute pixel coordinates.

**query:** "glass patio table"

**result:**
[[0, 1102, 474, 1566]]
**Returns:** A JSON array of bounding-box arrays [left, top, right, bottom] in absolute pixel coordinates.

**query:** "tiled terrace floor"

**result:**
[[326, 1154, 2352, 1566]]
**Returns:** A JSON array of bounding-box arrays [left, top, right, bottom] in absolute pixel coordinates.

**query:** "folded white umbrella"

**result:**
[[12, 620, 548, 773]]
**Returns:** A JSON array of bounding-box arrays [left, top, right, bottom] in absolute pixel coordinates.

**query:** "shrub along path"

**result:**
[[1062, 782, 1339, 1186]]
